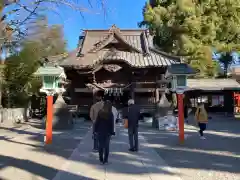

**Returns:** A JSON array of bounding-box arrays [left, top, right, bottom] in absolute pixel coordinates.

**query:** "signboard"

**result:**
[[234, 92, 240, 118]]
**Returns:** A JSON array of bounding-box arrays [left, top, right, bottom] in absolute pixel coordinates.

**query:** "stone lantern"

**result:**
[[165, 63, 195, 143], [34, 65, 66, 95], [34, 65, 69, 144]]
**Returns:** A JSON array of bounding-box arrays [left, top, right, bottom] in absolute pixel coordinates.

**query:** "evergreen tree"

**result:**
[[218, 53, 235, 77], [3, 41, 41, 107], [140, 0, 240, 77]]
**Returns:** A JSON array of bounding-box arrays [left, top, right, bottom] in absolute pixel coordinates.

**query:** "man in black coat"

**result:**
[[123, 99, 141, 152]]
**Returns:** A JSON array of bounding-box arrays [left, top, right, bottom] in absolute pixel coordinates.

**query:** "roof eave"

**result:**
[[83, 28, 147, 32], [186, 87, 240, 91], [149, 47, 181, 62]]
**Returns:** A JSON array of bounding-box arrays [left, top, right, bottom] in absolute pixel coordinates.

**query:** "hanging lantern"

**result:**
[[117, 88, 120, 96], [119, 88, 123, 95], [109, 88, 112, 96], [104, 89, 108, 95], [113, 88, 116, 96]]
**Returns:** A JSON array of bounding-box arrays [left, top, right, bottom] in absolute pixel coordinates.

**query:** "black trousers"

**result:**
[[128, 127, 138, 150], [93, 133, 99, 150], [198, 123, 207, 136], [98, 135, 110, 162], [93, 124, 98, 150]]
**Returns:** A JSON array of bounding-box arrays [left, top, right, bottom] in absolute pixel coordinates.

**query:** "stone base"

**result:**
[[41, 95, 74, 130], [0, 108, 29, 126], [42, 115, 74, 130]]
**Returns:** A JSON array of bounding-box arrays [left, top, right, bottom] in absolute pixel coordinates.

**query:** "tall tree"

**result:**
[[1, 0, 107, 109], [26, 17, 67, 57], [140, 0, 240, 77], [218, 53, 235, 77], [3, 41, 41, 107], [1, 0, 106, 42]]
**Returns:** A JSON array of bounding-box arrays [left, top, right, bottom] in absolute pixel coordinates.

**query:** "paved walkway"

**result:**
[[0, 119, 91, 180], [53, 125, 182, 180], [139, 115, 240, 180]]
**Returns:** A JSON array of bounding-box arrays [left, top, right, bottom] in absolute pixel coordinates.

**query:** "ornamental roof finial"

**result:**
[[109, 24, 120, 34]]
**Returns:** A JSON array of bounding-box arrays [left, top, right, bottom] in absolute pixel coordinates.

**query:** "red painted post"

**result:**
[[46, 95, 53, 144], [177, 91, 184, 144], [238, 94, 240, 107]]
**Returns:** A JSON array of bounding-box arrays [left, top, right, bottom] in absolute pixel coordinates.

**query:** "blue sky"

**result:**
[[46, 0, 147, 51]]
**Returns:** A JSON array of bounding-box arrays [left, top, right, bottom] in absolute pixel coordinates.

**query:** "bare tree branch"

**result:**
[[1, 0, 107, 49]]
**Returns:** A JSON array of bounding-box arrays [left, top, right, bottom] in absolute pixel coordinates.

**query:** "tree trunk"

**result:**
[[0, 67, 3, 123], [224, 64, 228, 78]]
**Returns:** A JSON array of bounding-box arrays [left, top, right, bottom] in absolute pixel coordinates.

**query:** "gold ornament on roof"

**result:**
[[109, 24, 121, 34]]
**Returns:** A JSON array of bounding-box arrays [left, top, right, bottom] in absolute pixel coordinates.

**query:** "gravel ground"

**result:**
[[0, 119, 91, 180], [139, 115, 240, 180]]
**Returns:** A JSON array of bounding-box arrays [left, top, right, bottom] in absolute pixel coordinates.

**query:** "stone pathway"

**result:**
[[53, 125, 182, 180], [139, 116, 240, 180], [0, 120, 91, 180]]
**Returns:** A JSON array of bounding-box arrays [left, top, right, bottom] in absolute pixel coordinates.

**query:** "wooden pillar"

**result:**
[[155, 75, 160, 103], [92, 72, 96, 104], [155, 75, 162, 103], [155, 88, 160, 103], [69, 80, 75, 105], [92, 72, 96, 83], [131, 82, 135, 100], [224, 91, 234, 113], [131, 72, 135, 100]]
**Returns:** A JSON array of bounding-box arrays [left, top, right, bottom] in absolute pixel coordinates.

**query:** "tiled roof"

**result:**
[[187, 79, 240, 90], [167, 64, 196, 75], [60, 25, 181, 69], [61, 49, 176, 68], [34, 66, 64, 76], [44, 53, 69, 65]]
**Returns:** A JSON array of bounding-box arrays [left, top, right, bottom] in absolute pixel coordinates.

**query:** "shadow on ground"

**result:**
[[0, 119, 92, 180], [1, 120, 181, 179], [139, 115, 240, 179], [1, 115, 240, 180], [0, 154, 97, 180]]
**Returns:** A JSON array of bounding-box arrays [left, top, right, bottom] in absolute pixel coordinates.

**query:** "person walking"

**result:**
[[94, 100, 114, 164], [195, 102, 208, 139], [124, 99, 140, 152], [90, 91, 104, 152]]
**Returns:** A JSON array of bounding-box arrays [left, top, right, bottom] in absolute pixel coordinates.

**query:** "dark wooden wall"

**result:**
[[185, 90, 236, 113], [64, 64, 167, 113]]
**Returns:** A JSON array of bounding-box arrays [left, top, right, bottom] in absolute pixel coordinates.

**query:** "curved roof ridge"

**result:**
[[86, 27, 143, 54], [88, 33, 114, 53]]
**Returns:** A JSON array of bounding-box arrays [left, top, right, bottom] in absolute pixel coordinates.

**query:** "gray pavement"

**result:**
[[139, 115, 240, 180], [53, 124, 182, 180], [0, 119, 91, 180], [2, 114, 239, 180]]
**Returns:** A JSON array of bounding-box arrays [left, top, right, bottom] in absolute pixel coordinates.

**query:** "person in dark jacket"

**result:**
[[124, 99, 140, 152], [90, 92, 104, 152], [94, 100, 114, 164]]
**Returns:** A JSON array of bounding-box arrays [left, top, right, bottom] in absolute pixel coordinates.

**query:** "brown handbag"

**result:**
[[124, 107, 129, 128], [124, 119, 128, 128]]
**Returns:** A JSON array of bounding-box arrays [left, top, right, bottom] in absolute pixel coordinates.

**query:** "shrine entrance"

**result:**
[[104, 88, 130, 109]]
